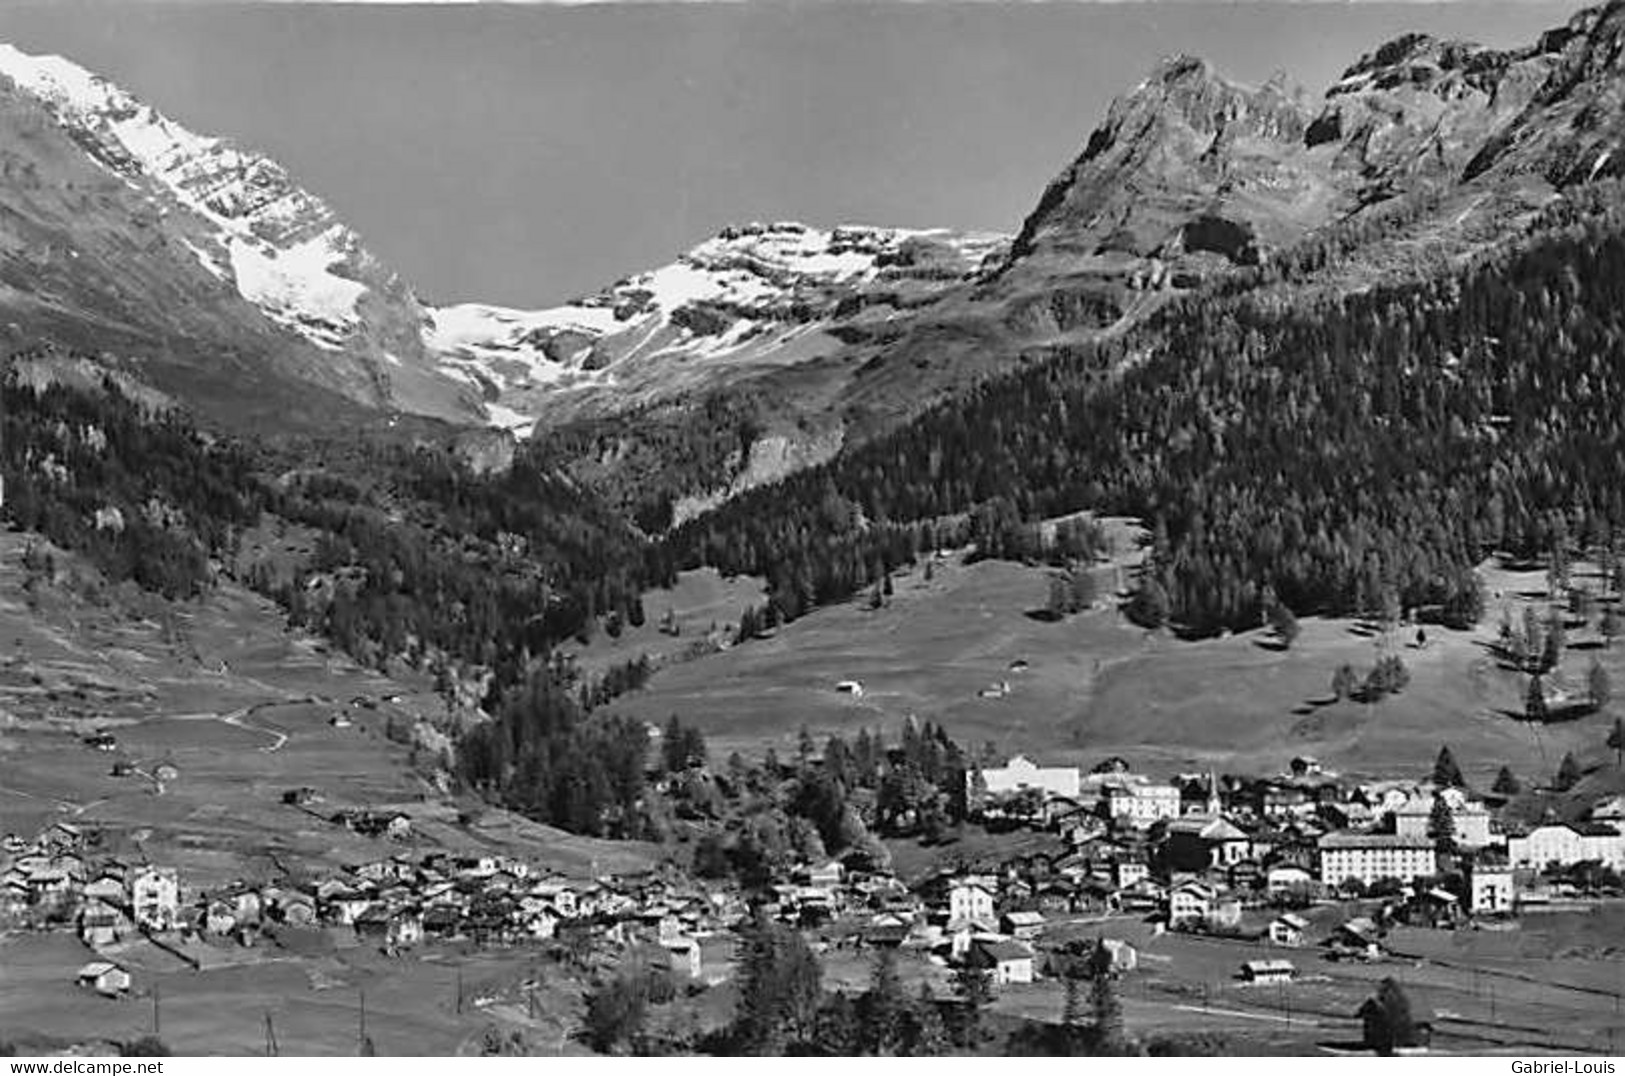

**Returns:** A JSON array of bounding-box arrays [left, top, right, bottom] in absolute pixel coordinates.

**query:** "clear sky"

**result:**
[[0, 1, 1579, 306]]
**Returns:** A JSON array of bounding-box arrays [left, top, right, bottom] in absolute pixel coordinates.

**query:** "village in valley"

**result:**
[[2, 516, 1623, 1056], [6, 714, 1625, 1056]]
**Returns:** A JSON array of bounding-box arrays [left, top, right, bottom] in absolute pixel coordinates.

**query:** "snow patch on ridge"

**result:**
[[426, 220, 1008, 432], [0, 42, 372, 352]]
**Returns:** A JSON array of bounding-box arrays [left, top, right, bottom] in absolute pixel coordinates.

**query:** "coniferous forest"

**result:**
[[667, 182, 1625, 637]]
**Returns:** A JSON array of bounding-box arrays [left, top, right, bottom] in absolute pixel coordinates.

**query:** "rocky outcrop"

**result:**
[[1004, 4, 1625, 288], [1462, 1, 1625, 185], [1008, 56, 1323, 269]]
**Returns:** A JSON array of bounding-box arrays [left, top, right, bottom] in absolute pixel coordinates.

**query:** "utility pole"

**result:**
[[456, 970, 464, 1015], [152, 983, 161, 1037], [264, 1012, 278, 1057]]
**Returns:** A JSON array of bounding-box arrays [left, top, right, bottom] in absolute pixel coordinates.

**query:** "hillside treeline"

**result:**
[[0, 373, 661, 669], [667, 185, 1625, 635]]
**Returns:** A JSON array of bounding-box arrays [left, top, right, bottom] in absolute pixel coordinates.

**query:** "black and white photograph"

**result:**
[[0, 0, 1623, 1060]]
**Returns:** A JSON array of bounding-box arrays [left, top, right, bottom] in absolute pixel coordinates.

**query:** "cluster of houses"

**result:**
[[0, 818, 754, 993], [754, 856, 1121, 988], [0, 822, 183, 940], [965, 754, 1625, 928], [3, 817, 1101, 1000], [14, 747, 1625, 1017]]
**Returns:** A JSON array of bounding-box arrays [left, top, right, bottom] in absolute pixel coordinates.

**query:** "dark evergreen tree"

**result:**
[[813, 993, 861, 1057], [1590, 659, 1612, 712], [731, 912, 823, 1054], [949, 962, 992, 1048], [583, 971, 650, 1055], [1061, 974, 1086, 1030], [1555, 752, 1583, 792], [856, 948, 907, 1056], [906, 984, 948, 1057], [1089, 939, 1126, 1055], [1427, 796, 1456, 851], [1270, 603, 1301, 648], [1361, 978, 1422, 1056], [1432, 746, 1464, 789], [1331, 664, 1358, 702], [1527, 676, 1550, 724]]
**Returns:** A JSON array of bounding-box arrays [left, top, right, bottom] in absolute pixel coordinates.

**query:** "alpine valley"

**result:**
[[5, 0, 1625, 1058]]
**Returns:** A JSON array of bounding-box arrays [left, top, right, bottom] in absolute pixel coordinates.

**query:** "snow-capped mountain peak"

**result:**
[[425, 220, 1008, 432], [0, 42, 399, 353]]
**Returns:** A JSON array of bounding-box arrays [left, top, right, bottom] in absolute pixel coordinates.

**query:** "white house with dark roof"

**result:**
[[1268, 912, 1309, 947], [80, 899, 134, 947], [1001, 910, 1046, 940], [1168, 880, 1218, 925], [1265, 864, 1315, 894], [947, 878, 996, 925], [967, 939, 1036, 986], [129, 865, 180, 930], [1239, 959, 1295, 984], [76, 960, 131, 996], [1466, 860, 1515, 915]]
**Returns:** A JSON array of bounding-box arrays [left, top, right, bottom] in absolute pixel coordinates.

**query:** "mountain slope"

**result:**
[[0, 43, 480, 428]]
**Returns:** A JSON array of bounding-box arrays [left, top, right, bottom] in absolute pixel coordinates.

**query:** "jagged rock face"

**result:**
[[1464, 1, 1625, 185], [1316, 33, 1560, 199], [0, 43, 481, 426], [424, 221, 1007, 433], [1008, 56, 1332, 273], [828, 1, 1625, 448], [1005, 2, 1625, 289]]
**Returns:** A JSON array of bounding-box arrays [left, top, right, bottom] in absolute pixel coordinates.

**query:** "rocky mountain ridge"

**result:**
[[6, 2, 1625, 493]]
